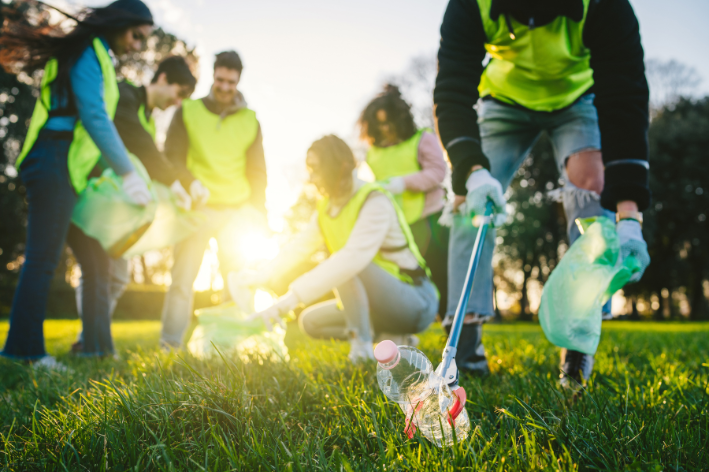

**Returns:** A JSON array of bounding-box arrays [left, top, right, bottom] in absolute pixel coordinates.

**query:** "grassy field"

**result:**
[[0, 320, 707, 471]]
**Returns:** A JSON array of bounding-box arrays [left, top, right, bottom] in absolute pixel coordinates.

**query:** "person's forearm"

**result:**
[[434, 0, 488, 196], [71, 47, 133, 175], [585, 0, 650, 211], [290, 195, 390, 305], [114, 112, 176, 184]]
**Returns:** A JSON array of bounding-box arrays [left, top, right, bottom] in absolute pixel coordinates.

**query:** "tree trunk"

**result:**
[[653, 291, 664, 321], [493, 281, 502, 323], [140, 255, 153, 285], [668, 289, 679, 319], [518, 269, 532, 321], [629, 298, 640, 321], [689, 275, 709, 321]]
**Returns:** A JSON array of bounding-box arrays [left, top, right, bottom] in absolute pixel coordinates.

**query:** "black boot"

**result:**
[[445, 322, 489, 376], [559, 348, 594, 389]]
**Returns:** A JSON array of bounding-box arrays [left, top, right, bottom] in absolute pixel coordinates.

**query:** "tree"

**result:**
[[637, 97, 709, 320], [0, 1, 44, 292], [387, 54, 437, 129], [646, 59, 702, 113]]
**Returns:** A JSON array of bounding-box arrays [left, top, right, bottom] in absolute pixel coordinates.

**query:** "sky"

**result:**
[[72, 0, 709, 228]]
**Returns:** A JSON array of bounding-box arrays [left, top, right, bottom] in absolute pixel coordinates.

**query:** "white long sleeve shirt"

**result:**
[[267, 178, 420, 305]]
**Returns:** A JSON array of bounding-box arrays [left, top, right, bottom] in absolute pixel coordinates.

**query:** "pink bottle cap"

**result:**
[[374, 340, 400, 368]]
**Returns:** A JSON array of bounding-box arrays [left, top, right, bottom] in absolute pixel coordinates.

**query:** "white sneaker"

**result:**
[[32, 355, 70, 373], [374, 332, 420, 348], [348, 337, 375, 363]]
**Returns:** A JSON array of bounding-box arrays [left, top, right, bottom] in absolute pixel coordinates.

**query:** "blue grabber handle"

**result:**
[[439, 200, 494, 386]]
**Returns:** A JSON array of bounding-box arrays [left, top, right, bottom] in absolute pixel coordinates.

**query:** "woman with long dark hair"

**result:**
[[0, 0, 154, 367], [358, 84, 450, 317], [229, 135, 439, 362]]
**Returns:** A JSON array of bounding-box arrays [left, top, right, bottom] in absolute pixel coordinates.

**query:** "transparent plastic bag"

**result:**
[[538, 217, 642, 355], [121, 182, 207, 258], [71, 155, 157, 258], [187, 301, 288, 361]]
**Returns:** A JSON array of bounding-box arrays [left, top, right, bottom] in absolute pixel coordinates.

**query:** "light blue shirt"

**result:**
[[44, 37, 133, 176]]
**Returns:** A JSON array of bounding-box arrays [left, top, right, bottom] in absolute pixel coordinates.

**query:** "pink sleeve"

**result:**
[[402, 132, 448, 193]]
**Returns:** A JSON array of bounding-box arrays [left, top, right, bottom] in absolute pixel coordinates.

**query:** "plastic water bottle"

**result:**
[[374, 340, 471, 447], [402, 375, 471, 447], [374, 340, 433, 403]]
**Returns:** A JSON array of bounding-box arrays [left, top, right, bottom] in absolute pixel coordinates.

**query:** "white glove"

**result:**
[[170, 180, 192, 210], [246, 292, 299, 331], [380, 176, 407, 195], [464, 168, 507, 227], [189, 179, 210, 206], [616, 219, 650, 283], [122, 171, 152, 206]]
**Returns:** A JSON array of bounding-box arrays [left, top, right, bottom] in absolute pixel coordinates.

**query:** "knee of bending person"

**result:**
[[565, 149, 604, 194]]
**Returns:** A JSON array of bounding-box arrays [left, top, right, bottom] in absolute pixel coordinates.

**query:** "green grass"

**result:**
[[0, 320, 708, 471]]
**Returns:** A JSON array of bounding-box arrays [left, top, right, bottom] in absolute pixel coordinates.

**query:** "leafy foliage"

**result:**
[[632, 98, 709, 319]]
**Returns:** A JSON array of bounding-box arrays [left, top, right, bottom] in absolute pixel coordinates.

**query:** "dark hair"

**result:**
[[0, 0, 153, 101], [358, 84, 417, 146], [214, 50, 243, 73], [152, 56, 196, 94], [308, 135, 356, 197]]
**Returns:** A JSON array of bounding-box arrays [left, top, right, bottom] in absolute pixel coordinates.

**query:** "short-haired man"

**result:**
[[434, 0, 651, 386], [160, 50, 268, 348], [73, 56, 197, 352]]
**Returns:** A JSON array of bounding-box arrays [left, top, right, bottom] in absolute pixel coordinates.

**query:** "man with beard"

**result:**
[[160, 50, 268, 348]]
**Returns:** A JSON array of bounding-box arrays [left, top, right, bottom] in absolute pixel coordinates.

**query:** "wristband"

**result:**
[[616, 210, 643, 227]]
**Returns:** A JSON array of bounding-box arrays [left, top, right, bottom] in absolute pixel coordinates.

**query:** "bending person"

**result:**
[[72, 56, 197, 354], [359, 84, 449, 316], [231, 135, 438, 362], [434, 0, 651, 383], [0, 0, 154, 366]]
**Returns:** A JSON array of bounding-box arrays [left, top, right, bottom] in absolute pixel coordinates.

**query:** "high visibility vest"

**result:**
[[317, 182, 432, 286], [16, 37, 119, 193], [366, 129, 427, 224], [182, 99, 258, 206], [137, 102, 156, 139], [477, 0, 593, 112]]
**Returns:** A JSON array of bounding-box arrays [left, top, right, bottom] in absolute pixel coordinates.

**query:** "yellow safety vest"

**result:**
[[477, 0, 593, 112], [317, 182, 432, 287], [16, 37, 119, 193], [366, 129, 428, 224], [182, 98, 258, 206], [137, 102, 156, 139]]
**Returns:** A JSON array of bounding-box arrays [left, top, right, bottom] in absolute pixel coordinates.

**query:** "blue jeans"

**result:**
[[161, 205, 264, 347], [299, 263, 439, 342], [447, 95, 614, 323], [75, 257, 129, 344], [67, 225, 115, 356], [2, 131, 76, 359]]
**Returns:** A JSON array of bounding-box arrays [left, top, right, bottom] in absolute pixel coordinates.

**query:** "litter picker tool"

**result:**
[[438, 199, 495, 389], [374, 200, 495, 447]]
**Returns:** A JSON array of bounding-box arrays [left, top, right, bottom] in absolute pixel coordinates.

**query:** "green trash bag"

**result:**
[[121, 182, 207, 258], [187, 301, 289, 362], [538, 217, 642, 355], [71, 155, 157, 258]]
